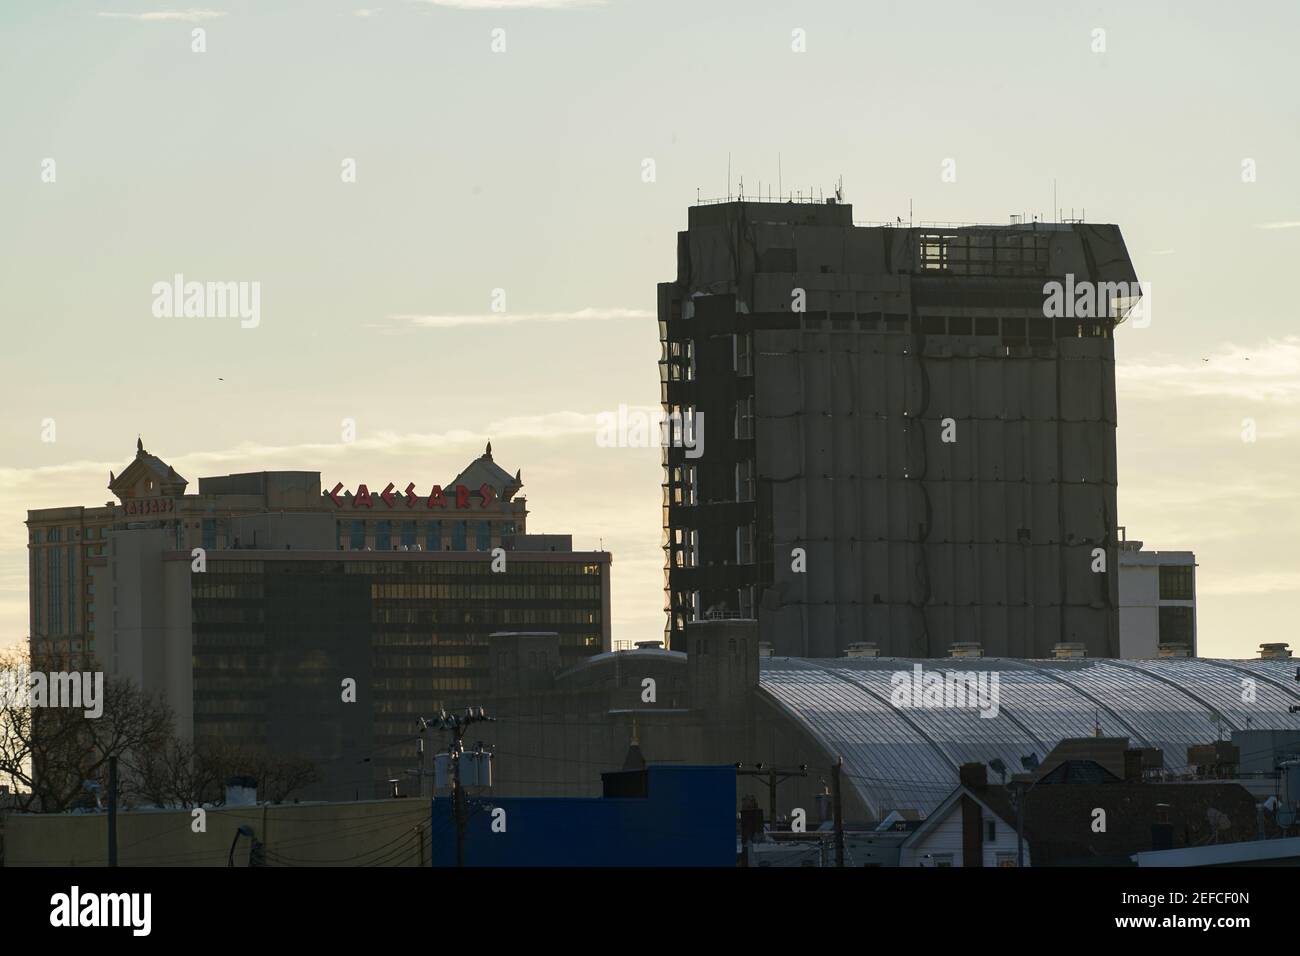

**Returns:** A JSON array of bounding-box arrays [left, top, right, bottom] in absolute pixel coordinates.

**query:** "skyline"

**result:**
[[4, 0, 1300, 658]]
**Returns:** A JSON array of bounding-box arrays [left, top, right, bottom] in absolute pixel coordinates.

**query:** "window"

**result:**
[[736, 525, 755, 565], [399, 521, 416, 549], [426, 521, 441, 552], [1159, 564, 1193, 601], [734, 333, 752, 376], [985, 820, 996, 842], [735, 396, 754, 440], [350, 520, 365, 550], [475, 521, 491, 552], [452, 521, 467, 551], [736, 460, 755, 502], [1159, 605, 1194, 645], [673, 528, 699, 569], [202, 519, 216, 551], [375, 521, 392, 551]]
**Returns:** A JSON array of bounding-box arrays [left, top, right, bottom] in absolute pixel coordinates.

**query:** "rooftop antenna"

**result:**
[[727, 152, 731, 201], [834, 175, 843, 202], [738, 175, 744, 201], [778, 152, 782, 200], [909, 198, 913, 227]]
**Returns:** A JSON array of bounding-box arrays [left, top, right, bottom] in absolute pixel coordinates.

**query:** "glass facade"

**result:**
[[191, 556, 605, 800]]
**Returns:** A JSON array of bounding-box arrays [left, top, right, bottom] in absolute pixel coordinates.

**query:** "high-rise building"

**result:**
[[658, 199, 1140, 658], [1118, 534, 1197, 658], [26, 439, 611, 798], [25, 438, 532, 659]]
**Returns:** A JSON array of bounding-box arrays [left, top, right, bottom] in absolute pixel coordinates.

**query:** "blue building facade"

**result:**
[[428, 765, 737, 866]]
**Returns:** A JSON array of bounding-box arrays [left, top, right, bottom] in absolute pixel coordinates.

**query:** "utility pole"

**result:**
[[107, 755, 118, 867], [427, 707, 495, 867], [832, 756, 844, 868], [735, 763, 808, 831]]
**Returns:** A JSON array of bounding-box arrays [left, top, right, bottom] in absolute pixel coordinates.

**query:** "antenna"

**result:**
[[727, 152, 731, 201], [834, 175, 843, 202], [778, 153, 782, 200]]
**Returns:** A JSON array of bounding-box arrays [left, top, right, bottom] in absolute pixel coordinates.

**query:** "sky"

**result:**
[[1, 0, 1298, 659]]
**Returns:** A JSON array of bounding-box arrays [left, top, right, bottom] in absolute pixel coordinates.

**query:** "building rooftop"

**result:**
[[758, 656, 1300, 818]]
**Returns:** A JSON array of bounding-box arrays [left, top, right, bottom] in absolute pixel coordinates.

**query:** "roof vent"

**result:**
[[1259, 643, 1292, 659], [1158, 643, 1191, 659], [845, 642, 879, 658], [949, 642, 984, 659], [633, 640, 663, 651], [1053, 642, 1087, 660]]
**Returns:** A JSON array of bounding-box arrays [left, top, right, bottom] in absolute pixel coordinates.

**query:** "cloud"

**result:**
[[386, 307, 652, 330], [1255, 221, 1300, 230], [410, 0, 604, 8], [1117, 336, 1300, 404], [97, 9, 227, 21], [354, 8, 382, 15]]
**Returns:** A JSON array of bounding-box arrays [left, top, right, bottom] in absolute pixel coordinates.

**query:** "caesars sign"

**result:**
[[123, 498, 175, 516], [326, 482, 500, 510]]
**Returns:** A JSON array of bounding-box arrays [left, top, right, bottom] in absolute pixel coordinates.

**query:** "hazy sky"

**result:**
[[2, 0, 1298, 658]]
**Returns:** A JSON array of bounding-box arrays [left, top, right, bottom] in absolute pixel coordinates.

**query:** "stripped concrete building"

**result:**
[[659, 200, 1141, 657]]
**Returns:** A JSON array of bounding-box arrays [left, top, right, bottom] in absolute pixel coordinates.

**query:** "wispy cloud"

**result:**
[[410, 0, 604, 8], [386, 307, 651, 330], [1255, 221, 1300, 230], [354, 7, 382, 16], [97, 9, 227, 22], [1117, 336, 1300, 404]]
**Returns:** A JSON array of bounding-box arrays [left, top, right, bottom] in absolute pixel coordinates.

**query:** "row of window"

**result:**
[[340, 519, 516, 552]]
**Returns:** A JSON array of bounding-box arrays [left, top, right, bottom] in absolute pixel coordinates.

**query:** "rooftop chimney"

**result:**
[[1158, 643, 1191, 659], [1259, 643, 1292, 660], [1052, 642, 1087, 660]]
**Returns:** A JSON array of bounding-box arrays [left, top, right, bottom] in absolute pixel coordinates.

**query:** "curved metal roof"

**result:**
[[758, 657, 1300, 818]]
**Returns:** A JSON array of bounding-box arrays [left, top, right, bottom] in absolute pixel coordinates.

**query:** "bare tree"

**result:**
[[0, 646, 172, 812], [126, 737, 318, 808]]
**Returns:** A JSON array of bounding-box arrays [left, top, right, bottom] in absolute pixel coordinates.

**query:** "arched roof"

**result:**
[[758, 657, 1300, 817]]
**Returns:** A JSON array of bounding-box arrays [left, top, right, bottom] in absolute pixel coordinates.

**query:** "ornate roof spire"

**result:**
[[136, 435, 143, 454], [485, 441, 492, 458]]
